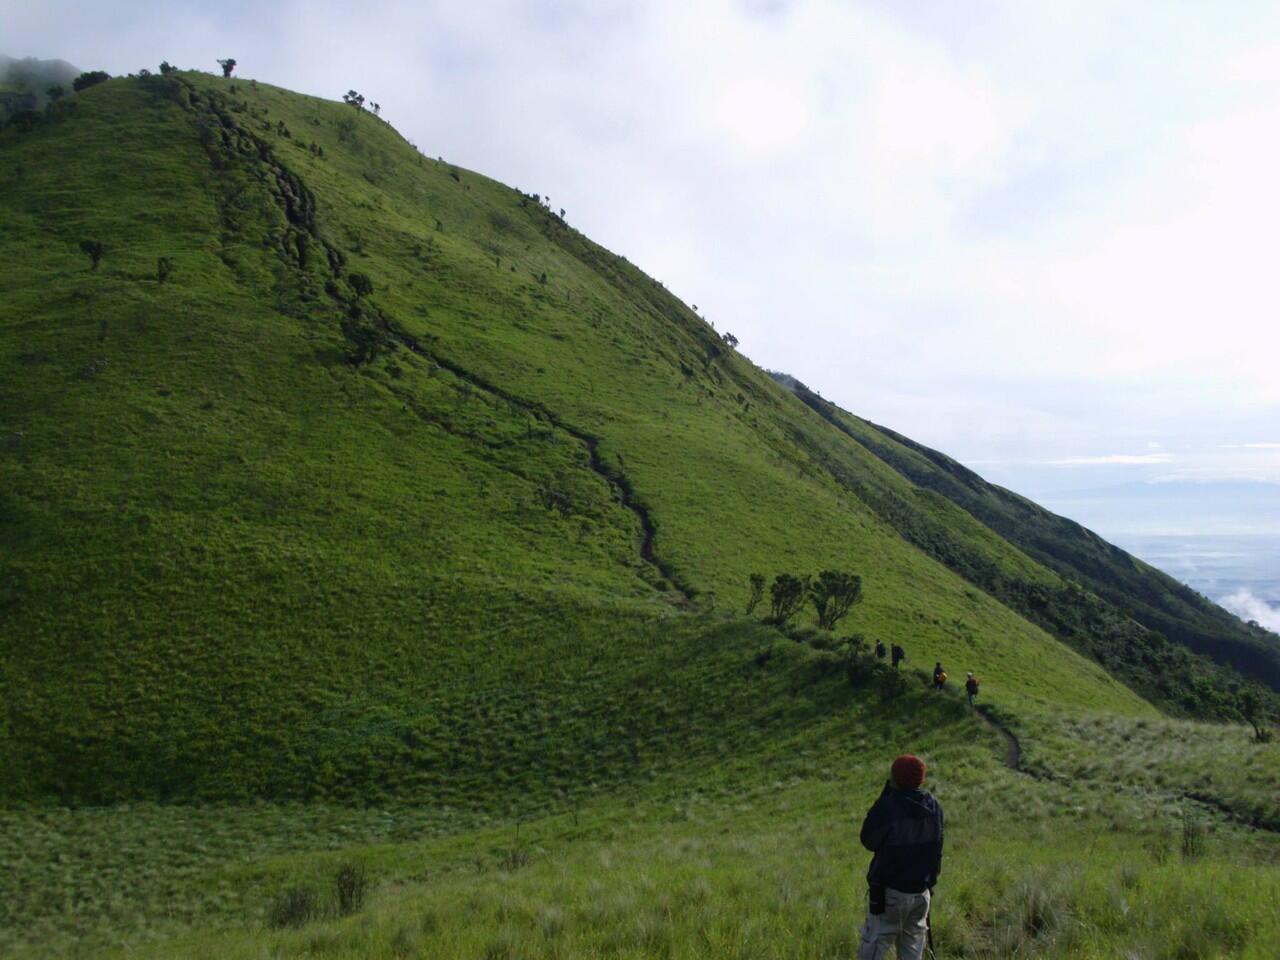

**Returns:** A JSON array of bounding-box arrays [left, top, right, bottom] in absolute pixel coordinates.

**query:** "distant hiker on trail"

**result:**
[[891, 644, 905, 670], [965, 672, 979, 707], [856, 755, 944, 960], [933, 662, 947, 690], [875, 640, 887, 660]]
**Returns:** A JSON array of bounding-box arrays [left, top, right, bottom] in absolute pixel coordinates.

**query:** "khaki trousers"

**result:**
[[856, 887, 931, 960]]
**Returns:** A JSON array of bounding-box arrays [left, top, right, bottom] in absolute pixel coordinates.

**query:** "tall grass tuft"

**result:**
[[335, 862, 369, 916], [268, 887, 320, 928], [1181, 810, 1205, 860]]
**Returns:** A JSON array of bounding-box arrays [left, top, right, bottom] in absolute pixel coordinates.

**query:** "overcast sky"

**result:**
[[8, 0, 1280, 512]]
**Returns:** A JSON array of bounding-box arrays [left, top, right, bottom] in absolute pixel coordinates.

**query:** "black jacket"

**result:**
[[859, 785, 944, 893]]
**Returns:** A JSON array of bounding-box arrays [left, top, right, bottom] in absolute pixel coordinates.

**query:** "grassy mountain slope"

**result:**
[[776, 376, 1280, 702], [0, 73, 1162, 806], [1, 69, 1279, 960]]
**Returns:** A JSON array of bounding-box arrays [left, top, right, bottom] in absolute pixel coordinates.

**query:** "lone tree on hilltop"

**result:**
[[72, 71, 110, 92], [79, 239, 105, 271], [218, 58, 237, 78], [768, 573, 808, 625], [809, 569, 863, 630], [721, 331, 739, 349], [745, 573, 765, 616], [159, 61, 177, 75], [343, 90, 365, 112]]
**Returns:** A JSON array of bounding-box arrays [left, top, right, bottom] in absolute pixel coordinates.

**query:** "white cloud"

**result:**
[[1218, 588, 1280, 632]]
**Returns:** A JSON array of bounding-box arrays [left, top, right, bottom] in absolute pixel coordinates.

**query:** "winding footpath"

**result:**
[[971, 702, 1280, 834], [973, 704, 1021, 771]]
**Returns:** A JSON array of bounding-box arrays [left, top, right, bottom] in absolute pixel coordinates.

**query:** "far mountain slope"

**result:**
[[775, 375, 1280, 692]]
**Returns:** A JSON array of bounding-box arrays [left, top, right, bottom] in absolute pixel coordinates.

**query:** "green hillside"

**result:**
[[0, 69, 1164, 804], [777, 377, 1280, 689], [2, 69, 1278, 958]]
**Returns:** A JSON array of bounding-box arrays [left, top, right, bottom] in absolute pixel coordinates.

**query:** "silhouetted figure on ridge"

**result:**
[[891, 644, 905, 670]]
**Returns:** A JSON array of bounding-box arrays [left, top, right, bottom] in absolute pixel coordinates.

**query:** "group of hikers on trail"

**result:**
[[932, 661, 981, 707], [870, 639, 982, 708], [873, 639, 906, 670]]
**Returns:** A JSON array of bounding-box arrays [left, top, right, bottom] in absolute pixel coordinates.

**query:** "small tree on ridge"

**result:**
[[809, 569, 863, 630], [768, 573, 808, 624], [72, 71, 111, 92]]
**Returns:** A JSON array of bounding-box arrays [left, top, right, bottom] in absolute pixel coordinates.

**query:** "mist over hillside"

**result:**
[[0, 53, 80, 120], [0, 54, 80, 82]]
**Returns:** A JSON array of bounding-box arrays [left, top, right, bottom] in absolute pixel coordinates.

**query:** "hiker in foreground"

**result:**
[[891, 643, 905, 670], [965, 672, 979, 707], [856, 755, 945, 960], [875, 639, 887, 660], [932, 662, 947, 690]]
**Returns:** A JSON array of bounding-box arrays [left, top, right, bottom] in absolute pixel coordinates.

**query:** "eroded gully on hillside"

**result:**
[[180, 76, 692, 606]]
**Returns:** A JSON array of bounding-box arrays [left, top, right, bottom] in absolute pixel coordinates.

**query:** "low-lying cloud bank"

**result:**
[[1219, 588, 1280, 633]]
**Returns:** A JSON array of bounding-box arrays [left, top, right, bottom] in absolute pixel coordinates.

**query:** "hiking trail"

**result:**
[[974, 704, 1021, 771], [972, 703, 1280, 835]]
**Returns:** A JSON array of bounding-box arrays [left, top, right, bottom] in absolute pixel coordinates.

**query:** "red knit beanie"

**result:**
[[891, 754, 927, 790]]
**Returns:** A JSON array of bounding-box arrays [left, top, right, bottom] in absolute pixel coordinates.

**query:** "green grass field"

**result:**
[[5, 684, 1277, 957], [2, 69, 1278, 957]]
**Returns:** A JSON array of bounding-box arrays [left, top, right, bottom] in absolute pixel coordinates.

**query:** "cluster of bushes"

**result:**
[[268, 862, 369, 928], [745, 570, 863, 630]]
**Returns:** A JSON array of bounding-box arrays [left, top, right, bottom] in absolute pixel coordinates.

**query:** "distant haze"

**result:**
[[0, 52, 80, 93]]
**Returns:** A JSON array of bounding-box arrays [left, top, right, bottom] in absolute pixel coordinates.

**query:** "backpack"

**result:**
[[936, 670, 948, 685]]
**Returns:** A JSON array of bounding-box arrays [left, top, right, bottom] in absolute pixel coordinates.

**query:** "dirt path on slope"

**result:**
[[972, 704, 1280, 834], [973, 704, 1021, 771]]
